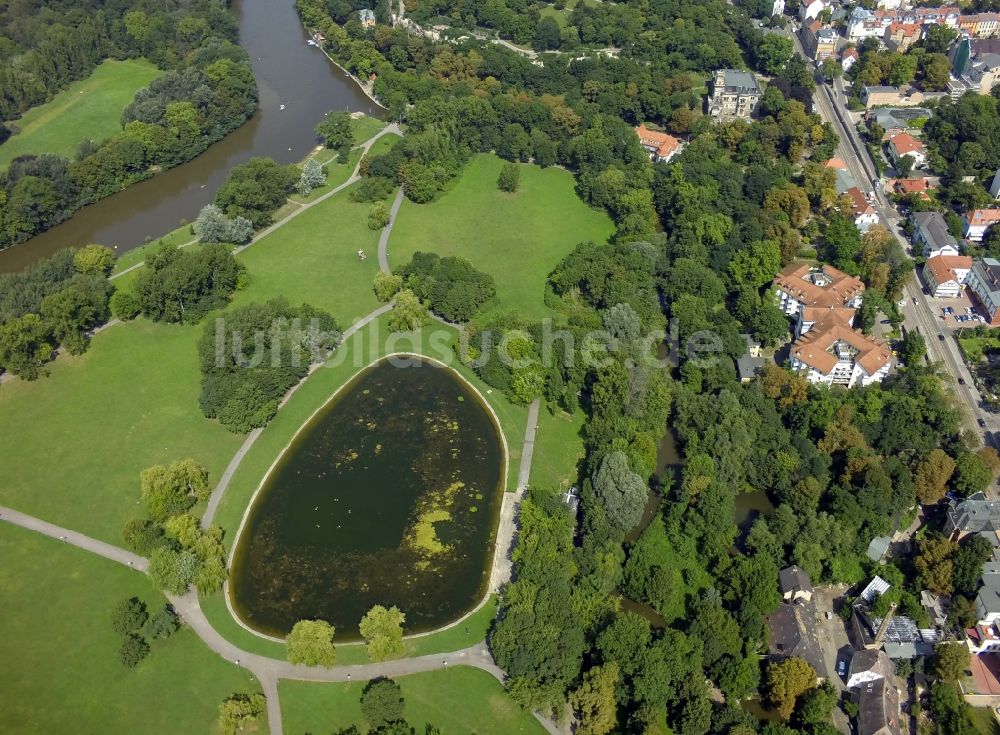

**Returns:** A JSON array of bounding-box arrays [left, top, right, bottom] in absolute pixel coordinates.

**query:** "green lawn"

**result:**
[[0, 523, 261, 735], [201, 589, 497, 663], [970, 706, 1000, 735], [279, 667, 544, 735], [0, 320, 243, 543], [390, 154, 614, 321], [0, 59, 162, 168], [531, 407, 584, 491]]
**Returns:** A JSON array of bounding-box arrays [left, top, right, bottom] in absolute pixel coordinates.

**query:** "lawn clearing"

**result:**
[[530, 408, 584, 491], [0, 59, 162, 168], [390, 154, 614, 321], [0, 320, 243, 543], [0, 523, 260, 735], [279, 666, 544, 735]]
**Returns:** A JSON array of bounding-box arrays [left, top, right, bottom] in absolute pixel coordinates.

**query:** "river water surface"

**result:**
[[0, 0, 383, 273]]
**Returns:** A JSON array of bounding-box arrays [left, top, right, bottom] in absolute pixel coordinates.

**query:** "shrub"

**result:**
[[109, 289, 142, 320], [111, 597, 149, 635], [118, 633, 150, 668], [368, 200, 390, 230], [498, 162, 520, 192], [145, 604, 181, 639], [121, 518, 164, 554], [373, 272, 402, 302]]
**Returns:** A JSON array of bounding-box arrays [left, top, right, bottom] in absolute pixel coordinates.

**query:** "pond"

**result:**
[[229, 356, 506, 640]]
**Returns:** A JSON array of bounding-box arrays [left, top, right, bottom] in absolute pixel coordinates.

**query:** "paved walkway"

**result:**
[[489, 398, 540, 592], [202, 303, 394, 526], [377, 187, 405, 274], [0, 506, 562, 735]]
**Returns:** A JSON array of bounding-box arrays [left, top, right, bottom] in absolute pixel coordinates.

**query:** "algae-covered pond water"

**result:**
[[229, 356, 505, 639]]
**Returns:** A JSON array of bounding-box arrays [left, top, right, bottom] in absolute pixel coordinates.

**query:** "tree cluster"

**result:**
[[133, 241, 243, 324], [396, 251, 495, 323], [197, 299, 340, 432]]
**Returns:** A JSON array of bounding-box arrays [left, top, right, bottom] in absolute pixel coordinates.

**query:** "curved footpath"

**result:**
[[0, 121, 562, 734]]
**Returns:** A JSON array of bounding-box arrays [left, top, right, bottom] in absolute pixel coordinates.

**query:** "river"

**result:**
[[0, 0, 384, 274]]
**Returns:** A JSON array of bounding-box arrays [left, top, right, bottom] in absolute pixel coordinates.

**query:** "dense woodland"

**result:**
[[291, 2, 1000, 733], [0, 0, 257, 250]]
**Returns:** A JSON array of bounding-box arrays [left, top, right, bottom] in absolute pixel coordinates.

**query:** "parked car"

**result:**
[[837, 660, 846, 676], [980, 418, 988, 428], [939, 334, 946, 341], [959, 378, 967, 385]]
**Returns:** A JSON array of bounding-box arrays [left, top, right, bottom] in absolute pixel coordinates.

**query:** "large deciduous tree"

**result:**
[[359, 605, 405, 662], [287, 619, 336, 667]]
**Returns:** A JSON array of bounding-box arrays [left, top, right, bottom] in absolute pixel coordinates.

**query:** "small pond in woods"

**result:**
[[229, 356, 505, 639]]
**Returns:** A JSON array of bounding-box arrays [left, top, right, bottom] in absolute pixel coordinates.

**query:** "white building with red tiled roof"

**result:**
[[887, 132, 925, 169], [789, 312, 892, 387], [924, 254, 972, 298], [773, 263, 866, 316], [635, 124, 681, 164], [964, 209, 1000, 242]]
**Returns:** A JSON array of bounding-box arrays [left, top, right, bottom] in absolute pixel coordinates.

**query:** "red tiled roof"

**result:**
[[825, 157, 847, 170], [926, 254, 972, 288], [774, 263, 866, 309], [888, 178, 934, 194], [635, 124, 680, 160], [842, 47, 859, 59], [889, 132, 923, 156], [845, 187, 875, 217], [967, 209, 1000, 226], [791, 318, 891, 376]]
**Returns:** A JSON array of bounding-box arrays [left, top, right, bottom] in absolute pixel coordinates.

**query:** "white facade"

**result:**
[[799, 0, 826, 21], [990, 169, 1000, 200], [772, 0, 785, 16], [791, 354, 890, 388]]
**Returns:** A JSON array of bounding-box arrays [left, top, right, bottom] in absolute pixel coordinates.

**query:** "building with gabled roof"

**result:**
[[967, 257, 1000, 325], [789, 317, 892, 387], [924, 254, 972, 298], [780, 566, 814, 603], [844, 187, 880, 230], [912, 211, 960, 258], [855, 677, 902, 735], [847, 649, 895, 689], [774, 263, 865, 316], [964, 209, 1000, 241], [634, 124, 681, 163], [887, 132, 925, 168], [708, 69, 761, 120]]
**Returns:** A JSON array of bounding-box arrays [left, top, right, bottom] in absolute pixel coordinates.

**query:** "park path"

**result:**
[[377, 187, 405, 274], [489, 398, 540, 593], [0, 506, 563, 735], [110, 124, 401, 282], [202, 302, 394, 527]]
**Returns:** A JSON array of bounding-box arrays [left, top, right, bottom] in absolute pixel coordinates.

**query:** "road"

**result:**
[[788, 30, 995, 441]]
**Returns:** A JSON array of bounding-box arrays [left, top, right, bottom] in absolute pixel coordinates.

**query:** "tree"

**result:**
[[764, 658, 818, 720], [287, 619, 336, 666], [914, 449, 956, 504], [535, 17, 561, 50], [145, 604, 180, 639], [953, 451, 992, 498], [217, 692, 266, 735], [73, 244, 115, 276], [0, 312, 54, 379], [297, 158, 326, 196], [148, 547, 199, 594], [498, 162, 520, 193], [140, 459, 210, 522], [359, 605, 405, 662], [118, 633, 150, 668], [934, 642, 971, 681], [922, 53, 952, 92], [315, 111, 354, 158], [194, 204, 254, 244], [111, 597, 148, 635], [915, 537, 959, 596], [901, 330, 926, 367], [591, 451, 648, 536], [110, 290, 142, 320], [755, 35, 794, 76], [897, 154, 915, 178], [214, 158, 298, 227], [387, 289, 426, 332], [373, 272, 403, 302], [571, 663, 619, 735], [361, 677, 405, 728], [368, 200, 390, 230]]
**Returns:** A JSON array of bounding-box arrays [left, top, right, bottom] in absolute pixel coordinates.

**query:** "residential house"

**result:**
[[855, 677, 902, 735], [944, 493, 1000, 541], [867, 535, 892, 562], [773, 263, 865, 316], [358, 8, 376, 28], [948, 37, 1000, 96], [886, 177, 935, 198], [967, 257, 1000, 325], [842, 46, 860, 71], [958, 12, 1000, 39], [737, 334, 765, 383], [870, 106, 931, 135], [772, 0, 786, 16], [845, 186, 880, 231], [876, 0, 909, 9], [780, 566, 814, 604], [990, 168, 1000, 200], [708, 69, 762, 120], [847, 7, 887, 40], [924, 254, 972, 298], [846, 649, 895, 689], [801, 23, 839, 61], [964, 208, 1000, 241], [800, 0, 827, 22], [861, 85, 936, 108], [789, 315, 892, 386], [766, 604, 827, 674], [634, 125, 681, 163], [911, 211, 960, 258], [885, 22, 922, 52], [977, 566, 1000, 631], [887, 132, 925, 169]]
